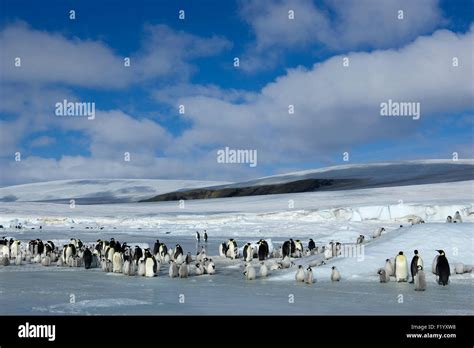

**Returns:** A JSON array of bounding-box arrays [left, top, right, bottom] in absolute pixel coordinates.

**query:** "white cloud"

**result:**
[[0, 22, 231, 88], [238, 0, 444, 71]]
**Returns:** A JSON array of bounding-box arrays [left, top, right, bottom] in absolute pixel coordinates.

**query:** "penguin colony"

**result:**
[[0, 214, 470, 289]]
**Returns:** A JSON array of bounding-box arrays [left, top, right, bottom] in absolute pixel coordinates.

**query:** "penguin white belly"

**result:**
[[138, 262, 146, 276], [0, 245, 9, 258], [259, 264, 268, 277], [207, 262, 215, 275], [432, 255, 439, 275], [395, 257, 408, 282], [305, 271, 314, 284], [41, 256, 51, 266], [113, 252, 123, 273], [15, 255, 22, 265], [324, 248, 332, 260], [145, 258, 155, 277], [295, 268, 305, 282], [169, 263, 178, 278], [245, 266, 256, 280]]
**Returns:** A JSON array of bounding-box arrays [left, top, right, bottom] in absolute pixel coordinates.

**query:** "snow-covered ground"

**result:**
[[0, 164, 472, 315]]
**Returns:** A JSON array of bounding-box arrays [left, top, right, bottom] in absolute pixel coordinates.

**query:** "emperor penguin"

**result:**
[[324, 245, 333, 260], [194, 263, 204, 276], [394, 251, 408, 282], [0, 256, 9, 266], [219, 242, 228, 257], [305, 267, 314, 284], [10, 240, 20, 259], [15, 253, 23, 265], [226, 239, 237, 259], [144, 250, 157, 277], [409, 250, 424, 283], [281, 255, 292, 269], [356, 235, 365, 244], [243, 243, 253, 262], [204, 230, 208, 243], [152, 240, 160, 257], [195, 231, 200, 242], [331, 266, 341, 281], [83, 247, 93, 269], [206, 259, 216, 275], [41, 255, 51, 267], [308, 239, 316, 251], [377, 268, 390, 283], [435, 250, 450, 286], [432, 254, 439, 275], [446, 216, 453, 223], [385, 259, 394, 277], [0, 244, 9, 259], [258, 240, 269, 261], [179, 262, 188, 278], [244, 263, 256, 280], [113, 251, 123, 273], [295, 265, 306, 282], [169, 260, 179, 278], [259, 262, 269, 277], [137, 260, 146, 276], [372, 227, 385, 239], [453, 211, 462, 223], [414, 265, 427, 291]]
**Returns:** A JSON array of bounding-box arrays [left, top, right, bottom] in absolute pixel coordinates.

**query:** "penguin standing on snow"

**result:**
[[377, 268, 390, 283], [356, 235, 365, 244], [453, 211, 462, 223], [295, 265, 305, 282], [83, 247, 93, 269], [308, 239, 316, 251], [244, 263, 256, 280], [305, 267, 314, 284], [195, 231, 200, 242], [258, 240, 269, 261], [152, 240, 160, 256], [385, 259, 394, 277], [331, 266, 341, 281], [394, 251, 408, 282], [259, 262, 268, 277], [169, 261, 179, 278], [409, 250, 424, 283], [243, 243, 253, 262], [204, 230, 208, 243], [372, 227, 385, 239], [446, 216, 453, 223], [144, 249, 157, 277], [414, 265, 426, 291], [435, 250, 450, 286]]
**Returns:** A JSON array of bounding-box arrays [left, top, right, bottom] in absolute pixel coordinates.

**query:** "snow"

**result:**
[[0, 164, 472, 315]]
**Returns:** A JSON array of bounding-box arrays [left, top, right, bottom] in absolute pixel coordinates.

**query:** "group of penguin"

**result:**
[[377, 249, 463, 291]]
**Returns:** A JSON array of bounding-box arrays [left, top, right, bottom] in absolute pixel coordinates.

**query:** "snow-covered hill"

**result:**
[[210, 159, 474, 188], [0, 179, 229, 203]]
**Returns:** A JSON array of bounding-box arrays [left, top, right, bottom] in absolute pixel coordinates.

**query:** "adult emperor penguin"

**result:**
[[219, 242, 228, 257], [385, 259, 394, 277], [226, 239, 237, 259], [372, 227, 385, 239], [305, 266, 314, 284], [356, 235, 365, 244], [377, 268, 390, 283], [204, 230, 208, 243], [409, 250, 424, 283], [394, 251, 408, 282], [195, 231, 200, 242], [258, 239, 269, 260], [453, 211, 462, 223], [295, 265, 306, 282], [308, 239, 316, 251], [152, 240, 160, 256], [243, 243, 253, 262], [137, 260, 146, 276], [83, 247, 93, 269], [435, 250, 450, 286], [331, 266, 341, 281], [414, 265, 427, 291], [144, 250, 157, 277], [174, 244, 184, 260]]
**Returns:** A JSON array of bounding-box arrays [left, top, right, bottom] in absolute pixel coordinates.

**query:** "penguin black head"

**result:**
[[331, 266, 336, 270], [385, 258, 390, 262], [414, 250, 418, 255], [436, 250, 445, 255], [398, 251, 403, 255], [298, 265, 302, 269], [417, 265, 423, 270]]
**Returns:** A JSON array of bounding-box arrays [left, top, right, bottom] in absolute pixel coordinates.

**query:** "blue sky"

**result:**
[[0, 0, 473, 186]]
